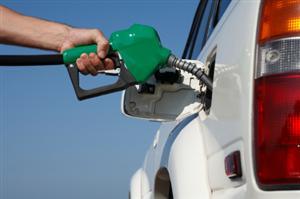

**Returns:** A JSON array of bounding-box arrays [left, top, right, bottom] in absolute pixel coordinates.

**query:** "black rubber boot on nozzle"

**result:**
[[167, 54, 213, 90]]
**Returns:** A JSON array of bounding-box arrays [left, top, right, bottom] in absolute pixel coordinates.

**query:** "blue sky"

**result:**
[[0, 1, 198, 198]]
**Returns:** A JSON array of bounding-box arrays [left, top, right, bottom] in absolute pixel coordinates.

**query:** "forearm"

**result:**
[[0, 5, 113, 74], [0, 5, 70, 51]]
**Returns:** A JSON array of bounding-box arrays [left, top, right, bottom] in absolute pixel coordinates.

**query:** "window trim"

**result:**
[[183, 0, 228, 60], [189, 0, 209, 59], [206, 0, 220, 40], [182, 0, 206, 59], [188, 0, 219, 59]]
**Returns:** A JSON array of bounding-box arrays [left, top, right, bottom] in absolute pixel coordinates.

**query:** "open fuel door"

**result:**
[[121, 60, 206, 121]]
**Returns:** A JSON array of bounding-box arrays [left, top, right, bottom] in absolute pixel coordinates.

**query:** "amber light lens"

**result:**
[[259, 0, 300, 44], [255, 74, 300, 186]]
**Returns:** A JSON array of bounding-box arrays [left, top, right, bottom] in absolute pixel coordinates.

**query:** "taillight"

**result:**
[[255, 0, 300, 189], [259, 0, 300, 44]]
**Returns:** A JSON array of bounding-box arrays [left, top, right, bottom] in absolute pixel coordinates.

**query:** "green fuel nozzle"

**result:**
[[63, 24, 212, 100], [63, 24, 171, 83], [0, 24, 212, 100], [62, 24, 172, 100]]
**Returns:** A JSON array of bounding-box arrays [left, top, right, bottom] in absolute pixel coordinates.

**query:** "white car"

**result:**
[[123, 0, 300, 198]]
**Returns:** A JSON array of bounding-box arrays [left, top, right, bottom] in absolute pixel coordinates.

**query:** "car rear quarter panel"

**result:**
[[198, 1, 300, 198], [199, 0, 260, 193]]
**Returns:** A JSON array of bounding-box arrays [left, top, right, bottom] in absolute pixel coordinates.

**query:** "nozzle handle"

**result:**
[[63, 45, 98, 64], [63, 44, 138, 100], [66, 60, 137, 100]]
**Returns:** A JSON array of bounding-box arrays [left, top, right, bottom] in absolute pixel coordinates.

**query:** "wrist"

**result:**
[[57, 25, 72, 52]]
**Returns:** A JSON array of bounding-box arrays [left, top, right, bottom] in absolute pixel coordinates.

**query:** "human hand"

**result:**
[[60, 28, 114, 75]]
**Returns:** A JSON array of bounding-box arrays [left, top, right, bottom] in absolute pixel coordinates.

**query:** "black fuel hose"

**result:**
[[0, 54, 63, 66], [167, 54, 213, 91]]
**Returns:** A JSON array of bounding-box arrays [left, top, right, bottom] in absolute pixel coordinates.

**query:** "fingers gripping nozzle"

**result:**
[[167, 54, 213, 91]]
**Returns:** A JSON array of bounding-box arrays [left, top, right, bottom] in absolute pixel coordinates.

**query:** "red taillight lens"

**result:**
[[255, 73, 300, 185], [255, 0, 300, 189]]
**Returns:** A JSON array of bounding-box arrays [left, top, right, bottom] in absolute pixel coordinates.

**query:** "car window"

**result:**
[[206, 0, 220, 44], [182, 1, 203, 59], [185, 0, 232, 60], [218, 0, 232, 21], [191, 0, 213, 59], [207, 0, 232, 41]]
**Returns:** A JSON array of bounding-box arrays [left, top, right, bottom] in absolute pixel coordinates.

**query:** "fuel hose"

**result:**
[[0, 45, 98, 66], [0, 54, 64, 66], [167, 54, 213, 91]]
